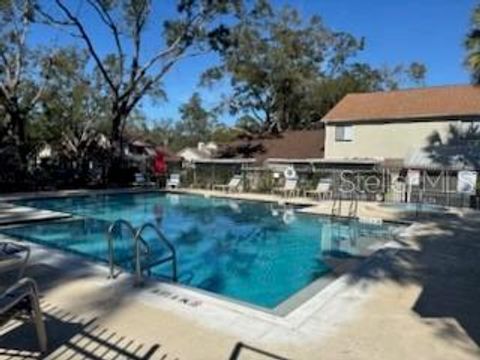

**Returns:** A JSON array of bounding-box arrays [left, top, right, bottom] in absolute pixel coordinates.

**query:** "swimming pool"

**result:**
[[379, 202, 448, 213], [2, 192, 400, 310]]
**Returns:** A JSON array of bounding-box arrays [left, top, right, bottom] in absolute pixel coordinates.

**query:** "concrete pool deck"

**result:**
[[0, 189, 479, 359]]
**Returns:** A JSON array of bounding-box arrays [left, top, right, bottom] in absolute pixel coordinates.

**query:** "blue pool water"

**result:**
[[3, 192, 399, 309], [379, 203, 448, 213]]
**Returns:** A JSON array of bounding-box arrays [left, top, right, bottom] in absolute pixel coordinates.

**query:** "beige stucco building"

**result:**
[[321, 85, 480, 201], [322, 85, 480, 164], [324, 119, 472, 160]]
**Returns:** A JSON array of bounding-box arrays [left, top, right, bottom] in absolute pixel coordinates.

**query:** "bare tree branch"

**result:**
[[52, 0, 118, 97], [119, 12, 207, 104], [130, 1, 151, 80], [85, 0, 125, 84]]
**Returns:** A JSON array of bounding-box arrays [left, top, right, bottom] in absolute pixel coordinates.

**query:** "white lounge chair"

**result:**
[[213, 175, 242, 193], [166, 173, 181, 189], [0, 278, 48, 353], [0, 241, 30, 282], [305, 179, 333, 200], [0, 242, 47, 353], [272, 178, 298, 198], [132, 173, 155, 187]]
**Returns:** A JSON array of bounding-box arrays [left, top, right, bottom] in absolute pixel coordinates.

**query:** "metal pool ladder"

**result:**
[[107, 220, 178, 286], [348, 193, 359, 219], [331, 194, 358, 218], [331, 197, 342, 217]]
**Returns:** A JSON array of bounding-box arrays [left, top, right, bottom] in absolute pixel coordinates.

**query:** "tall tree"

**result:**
[[466, 4, 480, 84], [0, 0, 51, 164], [33, 47, 111, 182], [203, 2, 427, 133], [176, 92, 217, 146], [202, 3, 367, 132], [407, 62, 427, 87], [38, 0, 242, 164], [203, 1, 372, 131], [34, 48, 108, 144]]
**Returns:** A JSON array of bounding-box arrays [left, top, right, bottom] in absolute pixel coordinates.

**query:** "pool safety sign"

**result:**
[[457, 171, 478, 194], [407, 170, 421, 186]]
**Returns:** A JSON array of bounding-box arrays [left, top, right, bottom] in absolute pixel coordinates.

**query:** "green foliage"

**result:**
[[211, 125, 243, 144], [235, 115, 262, 134], [0, 0, 432, 191], [407, 62, 427, 86], [0, 0, 49, 169], [466, 4, 480, 84], [145, 93, 241, 151], [177, 93, 215, 142], [255, 171, 274, 193], [203, 2, 427, 132]]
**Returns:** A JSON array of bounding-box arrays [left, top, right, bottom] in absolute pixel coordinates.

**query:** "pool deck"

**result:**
[[1, 188, 479, 359]]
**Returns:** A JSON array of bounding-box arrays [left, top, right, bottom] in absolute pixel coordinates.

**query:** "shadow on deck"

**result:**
[[229, 342, 289, 360], [0, 302, 170, 360], [347, 212, 480, 348]]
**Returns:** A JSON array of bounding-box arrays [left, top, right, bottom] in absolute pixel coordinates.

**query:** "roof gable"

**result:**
[[322, 85, 480, 123]]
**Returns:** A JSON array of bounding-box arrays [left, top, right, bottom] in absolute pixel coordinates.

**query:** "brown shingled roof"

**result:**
[[322, 85, 480, 123], [219, 130, 324, 163]]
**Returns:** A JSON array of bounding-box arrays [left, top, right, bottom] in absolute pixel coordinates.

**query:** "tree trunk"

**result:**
[[9, 110, 28, 167], [111, 103, 129, 158], [109, 108, 128, 184]]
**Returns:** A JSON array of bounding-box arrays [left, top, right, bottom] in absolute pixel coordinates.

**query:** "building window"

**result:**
[[335, 125, 353, 142]]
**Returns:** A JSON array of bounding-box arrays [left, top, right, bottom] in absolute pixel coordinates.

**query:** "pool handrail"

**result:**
[[107, 219, 151, 281], [134, 223, 178, 285], [348, 193, 359, 218], [331, 197, 342, 217]]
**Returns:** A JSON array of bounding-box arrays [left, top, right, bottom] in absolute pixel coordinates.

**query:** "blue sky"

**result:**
[[32, 0, 477, 125]]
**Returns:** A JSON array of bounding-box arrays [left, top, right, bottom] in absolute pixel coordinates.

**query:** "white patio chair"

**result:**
[[0, 241, 30, 282], [166, 173, 181, 189], [132, 173, 155, 187], [305, 179, 333, 200], [213, 175, 242, 193], [272, 178, 299, 198], [0, 277, 48, 353], [0, 242, 47, 353]]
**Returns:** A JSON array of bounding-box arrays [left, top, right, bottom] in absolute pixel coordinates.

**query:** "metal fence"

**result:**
[[176, 162, 480, 210]]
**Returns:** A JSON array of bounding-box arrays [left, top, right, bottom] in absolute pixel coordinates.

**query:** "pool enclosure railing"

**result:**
[[107, 219, 177, 286], [180, 161, 480, 210]]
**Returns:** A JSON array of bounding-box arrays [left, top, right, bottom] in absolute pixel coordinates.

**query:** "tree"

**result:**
[[235, 114, 262, 134], [407, 62, 427, 87], [38, 0, 243, 166], [466, 4, 480, 84], [203, 3, 358, 132], [176, 92, 217, 146], [145, 118, 177, 148], [203, 2, 427, 133], [33, 48, 109, 144], [0, 0, 51, 165]]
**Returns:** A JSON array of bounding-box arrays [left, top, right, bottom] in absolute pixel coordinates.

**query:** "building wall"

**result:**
[[177, 149, 205, 162], [325, 119, 468, 159]]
